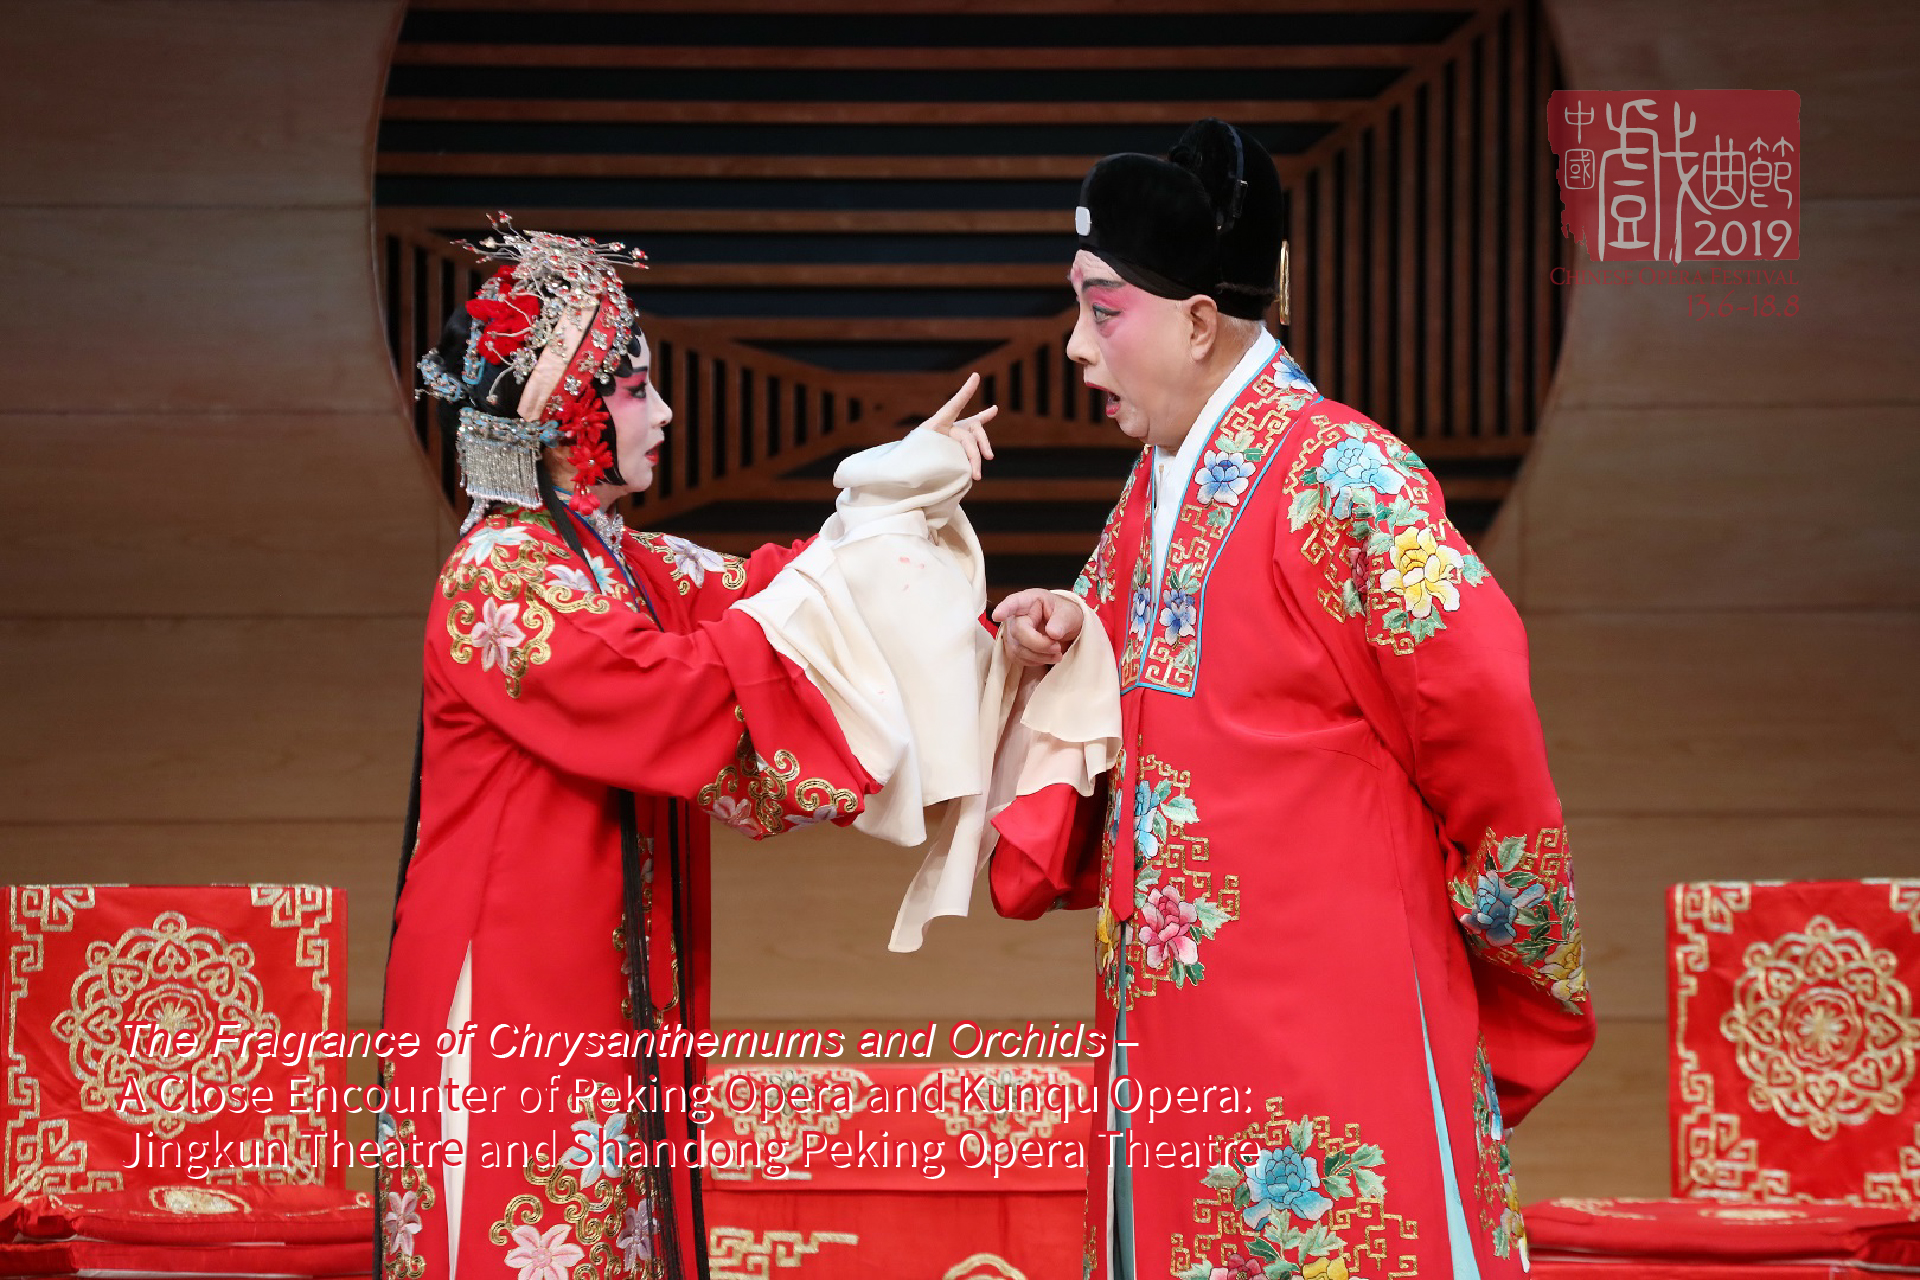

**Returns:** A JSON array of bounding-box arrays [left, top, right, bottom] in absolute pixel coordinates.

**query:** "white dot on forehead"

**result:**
[[1075, 206, 1092, 237]]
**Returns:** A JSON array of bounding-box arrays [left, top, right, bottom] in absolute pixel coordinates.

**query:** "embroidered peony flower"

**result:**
[[1378, 525, 1465, 618], [1545, 934, 1588, 1009], [504, 1223, 584, 1280], [468, 599, 527, 672], [1302, 1259, 1352, 1280], [1128, 585, 1155, 639], [562, 1113, 628, 1187], [1319, 433, 1407, 518], [616, 1200, 658, 1267], [659, 535, 729, 586], [1133, 782, 1162, 860], [1243, 1143, 1334, 1225], [383, 1191, 422, 1260], [1138, 883, 1201, 969], [1197, 449, 1256, 506], [459, 522, 533, 565], [1159, 590, 1197, 642], [1208, 1250, 1265, 1280], [1467, 873, 1547, 947]]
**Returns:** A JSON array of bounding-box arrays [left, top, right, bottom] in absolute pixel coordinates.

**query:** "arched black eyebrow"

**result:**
[[1074, 274, 1126, 295]]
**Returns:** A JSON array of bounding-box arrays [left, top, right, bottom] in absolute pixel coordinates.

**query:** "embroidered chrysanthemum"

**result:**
[[1545, 935, 1588, 1009], [504, 1223, 584, 1280], [1378, 525, 1465, 618]]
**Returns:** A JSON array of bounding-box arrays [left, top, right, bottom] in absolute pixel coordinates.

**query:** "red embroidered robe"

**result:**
[[380, 507, 873, 1280], [991, 347, 1595, 1279]]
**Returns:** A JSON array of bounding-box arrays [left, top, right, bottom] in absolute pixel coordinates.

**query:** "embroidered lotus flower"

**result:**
[[659, 535, 728, 586], [1138, 884, 1200, 969], [1208, 1251, 1266, 1280], [382, 1191, 422, 1259], [1378, 526, 1465, 618], [504, 1223, 584, 1280], [616, 1201, 658, 1267], [1319, 434, 1407, 517], [1467, 873, 1547, 947], [1128, 585, 1154, 639], [1545, 934, 1588, 1008], [469, 599, 527, 672], [1197, 450, 1256, 506], [1159, 590, 1197, 643], [1243, 1144, 1334, 1225], [562, 1113, 628, 1187], [459, 522, 533, 565]]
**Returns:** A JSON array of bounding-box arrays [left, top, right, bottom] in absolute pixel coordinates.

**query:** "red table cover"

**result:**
[[0, 1237, 367, 1276], [1530, 1262, 1912, 1279], [1526, 1197, 1920, 1264], [6, 1185, 373, 1245], [1670, 880, 1920, 1204], [700, 1063, 1093, 1278], [3, 886, 350, 1198]]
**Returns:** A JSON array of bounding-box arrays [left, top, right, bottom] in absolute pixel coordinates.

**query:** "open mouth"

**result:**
[[1090, 385, 1119, 417]]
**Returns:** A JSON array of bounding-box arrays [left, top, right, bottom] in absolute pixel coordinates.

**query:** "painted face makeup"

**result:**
[[605, 336, 672, 495], [1066, 249, 1200, 449]]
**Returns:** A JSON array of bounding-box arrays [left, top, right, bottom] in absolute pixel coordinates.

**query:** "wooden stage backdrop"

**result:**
[[0, 0, 1915, 1208]]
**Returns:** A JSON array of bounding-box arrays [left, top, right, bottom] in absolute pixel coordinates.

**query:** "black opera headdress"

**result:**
[[1075, 118, 1291, 323]]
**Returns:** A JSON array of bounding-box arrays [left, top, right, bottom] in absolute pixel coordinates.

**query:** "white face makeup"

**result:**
[[602, 335, 672, 495], [1065, 249, 1213, 450]]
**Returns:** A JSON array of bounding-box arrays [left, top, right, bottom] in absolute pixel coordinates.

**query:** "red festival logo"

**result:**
[[1548, 91, 1800, 262]]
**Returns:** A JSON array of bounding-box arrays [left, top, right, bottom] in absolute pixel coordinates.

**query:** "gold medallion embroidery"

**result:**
[[1724, 915, 1919, 1139]]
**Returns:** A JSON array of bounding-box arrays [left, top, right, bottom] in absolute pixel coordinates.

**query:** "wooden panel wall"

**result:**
[[0, 0, 441, 1036], [1490, 0, 1920, 1202]]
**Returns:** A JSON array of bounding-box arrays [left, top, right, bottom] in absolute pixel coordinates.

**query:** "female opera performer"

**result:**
[[377, 221, 993, 1279]]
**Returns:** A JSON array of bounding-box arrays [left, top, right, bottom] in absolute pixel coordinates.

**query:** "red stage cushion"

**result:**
[[0, 1237, 368, 1277], [1527, 1198, 1920, 1265], [701, 1063, 1093, 1277], [3, 885, 350, 1198], [1670, 880, 1920, 1204], [9, 1185, 373, 1245]]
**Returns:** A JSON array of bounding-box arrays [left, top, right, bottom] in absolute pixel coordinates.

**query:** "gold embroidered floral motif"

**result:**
[[698, 711, 860, 839], [1451, 826, 1587, 1015], [1171, 1097, 1416, 1280], [635, 532, 748, 596], [707, 1066, 875, 1181], [1286, 418, 1488, 654], [1724, 915, 1919, 1140], [1670, 881, 1920, 1206], [379, 1117, 436, 1280], [441, 512, 613, 698], [1096, 755, 1238, 1011], [1469, 1042, 1527, 1261], [52, 912, 278, 1140], [489, 1099, 661, 1280]]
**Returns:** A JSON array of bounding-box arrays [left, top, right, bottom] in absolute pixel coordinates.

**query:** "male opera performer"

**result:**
[[990, 119, 1595, 1280]]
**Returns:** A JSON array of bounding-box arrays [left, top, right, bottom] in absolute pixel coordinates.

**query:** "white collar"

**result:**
[[1149, 330, 1281, 575]]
